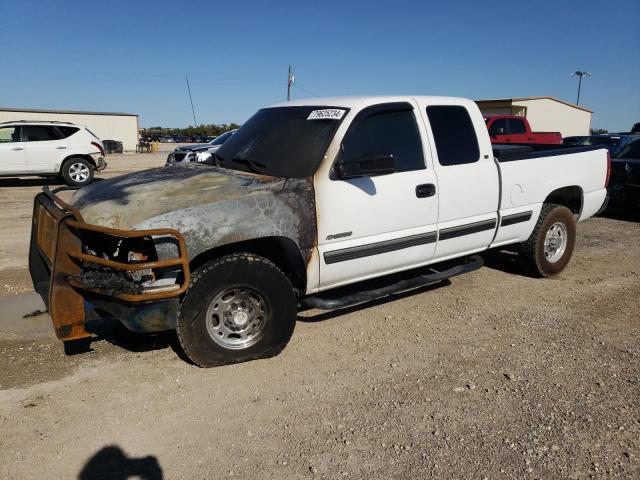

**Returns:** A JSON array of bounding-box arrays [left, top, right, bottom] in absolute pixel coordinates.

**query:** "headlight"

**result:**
[[196, 151, 213, 163]]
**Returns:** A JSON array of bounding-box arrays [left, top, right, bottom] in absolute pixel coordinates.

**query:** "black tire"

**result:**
[[176, 253, 297, 367], [518, 203, 576, 278], [61, 157, 94, 187]]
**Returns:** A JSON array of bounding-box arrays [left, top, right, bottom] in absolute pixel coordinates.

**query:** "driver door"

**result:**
[[315, 101, 439, 290]]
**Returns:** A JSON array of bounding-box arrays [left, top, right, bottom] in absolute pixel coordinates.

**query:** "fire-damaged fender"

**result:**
[[132, 176, 317, 271]]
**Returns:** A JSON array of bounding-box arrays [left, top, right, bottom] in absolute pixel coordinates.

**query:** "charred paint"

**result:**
[[72, 164, 318, 265]]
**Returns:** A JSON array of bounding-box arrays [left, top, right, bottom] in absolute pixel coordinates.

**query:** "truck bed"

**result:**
[[493, 144, 606, 162]]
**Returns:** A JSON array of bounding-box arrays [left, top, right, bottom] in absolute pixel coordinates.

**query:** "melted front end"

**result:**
[[28, 187, 190, 341]]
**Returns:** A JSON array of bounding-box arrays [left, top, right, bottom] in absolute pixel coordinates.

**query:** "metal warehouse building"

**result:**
[[0, 107, 139, 151], [475, 96, 592, 137]]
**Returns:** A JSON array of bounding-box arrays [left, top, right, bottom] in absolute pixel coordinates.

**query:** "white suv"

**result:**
[[0, 121, 107, 186]]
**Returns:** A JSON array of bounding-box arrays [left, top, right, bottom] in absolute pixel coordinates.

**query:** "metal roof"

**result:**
[[0, 107, 138, 117], [475, 96, 592, 113]]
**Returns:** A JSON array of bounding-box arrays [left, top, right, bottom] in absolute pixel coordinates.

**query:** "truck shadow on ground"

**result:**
[[599, 206, 640, 223], [78, 445, 163, 480], [480, 248, 525, 276], [70, 317, 194, 364]]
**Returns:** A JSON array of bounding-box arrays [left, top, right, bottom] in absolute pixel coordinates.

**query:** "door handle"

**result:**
[[56, 146, 67, 149], [11, 147, 23, 151], [415, 183, 436, 198]]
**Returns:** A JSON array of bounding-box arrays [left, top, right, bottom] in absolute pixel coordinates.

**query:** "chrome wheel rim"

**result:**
[[205, 286, 269, 350], [544, 222, 568, 263], [69, 163, 90, 183]]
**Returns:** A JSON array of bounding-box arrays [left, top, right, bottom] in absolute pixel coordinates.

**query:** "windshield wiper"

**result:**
[[231, 157, 267, 174]]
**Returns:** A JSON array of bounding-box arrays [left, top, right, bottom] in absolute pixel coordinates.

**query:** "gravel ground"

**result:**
[[0, 152, 638, 479]]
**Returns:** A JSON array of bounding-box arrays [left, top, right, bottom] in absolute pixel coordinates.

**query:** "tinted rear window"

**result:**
[[426, 106, 480, 166], [57, 126, 79, 138], [23, 125, 61, 141]]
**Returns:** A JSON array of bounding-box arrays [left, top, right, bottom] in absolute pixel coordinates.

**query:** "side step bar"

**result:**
[[301, 255, 484, 311]]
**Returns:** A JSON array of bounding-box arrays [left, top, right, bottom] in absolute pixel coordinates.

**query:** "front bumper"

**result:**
[[29, 187, 190, 341]]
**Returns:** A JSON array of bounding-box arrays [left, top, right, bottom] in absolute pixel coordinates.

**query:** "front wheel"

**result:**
[[62, 158, 94, 187], [518, 203, 576, 277], [176, 253, 297, 367]]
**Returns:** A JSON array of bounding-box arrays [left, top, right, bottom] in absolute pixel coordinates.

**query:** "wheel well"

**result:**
[[189, 237, 307, 296], [60, 155, 96, 173], [544, 186, 583, 216]]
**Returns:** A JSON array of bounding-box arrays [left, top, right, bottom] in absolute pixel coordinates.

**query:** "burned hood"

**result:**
[[71, 164, 288, 230]]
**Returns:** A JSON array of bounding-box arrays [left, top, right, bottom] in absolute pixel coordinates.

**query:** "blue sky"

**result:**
[[1, 0, 638, 131]]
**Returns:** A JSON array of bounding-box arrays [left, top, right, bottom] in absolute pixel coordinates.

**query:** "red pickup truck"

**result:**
[[484, 115, 562, 144]]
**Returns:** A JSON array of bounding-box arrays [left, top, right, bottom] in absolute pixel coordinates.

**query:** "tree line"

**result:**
[[142, 123, 241, 137]]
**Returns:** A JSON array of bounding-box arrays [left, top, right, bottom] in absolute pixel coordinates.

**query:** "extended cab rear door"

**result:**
[[314, 101, 439, 290], [417, 100, 499, 260]]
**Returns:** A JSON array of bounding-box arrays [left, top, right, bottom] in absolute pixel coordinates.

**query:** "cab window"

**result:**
[[509, 118, 527, 134], [488, 118, 507, 136], [427, 105, 480, 166], [339, 104, 425, 173]]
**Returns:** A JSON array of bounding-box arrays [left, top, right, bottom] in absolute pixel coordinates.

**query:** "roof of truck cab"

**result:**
[[269, 95, 471, 109]]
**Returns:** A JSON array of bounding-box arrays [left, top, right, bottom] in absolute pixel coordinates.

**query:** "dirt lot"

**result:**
[[0, 151, 638, 479]]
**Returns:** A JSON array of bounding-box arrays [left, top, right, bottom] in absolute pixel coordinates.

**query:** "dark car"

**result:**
[[564, 134, 640, 156], [609, 139, 640, 209]]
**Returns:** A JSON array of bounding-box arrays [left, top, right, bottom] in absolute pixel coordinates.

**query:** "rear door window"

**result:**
[[23, 125, 62, 142], [340, 105, 425, 173], [426, 106, 480, 166], [509, 118, 527, 134]]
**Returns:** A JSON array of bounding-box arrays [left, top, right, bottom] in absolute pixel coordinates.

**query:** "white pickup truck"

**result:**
[[29, 96, 609, 367]]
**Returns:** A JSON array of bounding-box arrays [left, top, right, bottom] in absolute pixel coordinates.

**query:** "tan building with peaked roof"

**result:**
[[475, 96, 592, 138]]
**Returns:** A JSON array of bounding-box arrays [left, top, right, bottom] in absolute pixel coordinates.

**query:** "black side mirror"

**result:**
[[335, 154, 397, 180]]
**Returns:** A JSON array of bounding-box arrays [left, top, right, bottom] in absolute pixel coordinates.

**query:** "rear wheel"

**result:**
[[62, 158, 94, 187], [519, 203, 576, 277], [176, 253, 297, 367]]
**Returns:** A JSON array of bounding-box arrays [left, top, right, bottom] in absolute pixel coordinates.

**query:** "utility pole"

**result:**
[[287, 65, 295, 101], [571, 70, 591, 105], [185, 76, 198, 126]]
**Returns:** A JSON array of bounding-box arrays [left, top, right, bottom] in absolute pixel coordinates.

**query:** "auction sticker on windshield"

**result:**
[[307, 109, 346, 120]]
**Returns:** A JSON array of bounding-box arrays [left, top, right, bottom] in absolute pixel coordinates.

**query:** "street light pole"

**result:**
[[571, 70, 591, 105]]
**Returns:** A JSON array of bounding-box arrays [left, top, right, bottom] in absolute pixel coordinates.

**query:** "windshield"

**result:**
[[213, 106, 348, 177], [210, 130, 235, 146]]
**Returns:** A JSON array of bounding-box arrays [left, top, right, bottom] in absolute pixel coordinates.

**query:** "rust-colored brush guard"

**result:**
[[31, 186, 190, 341]]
